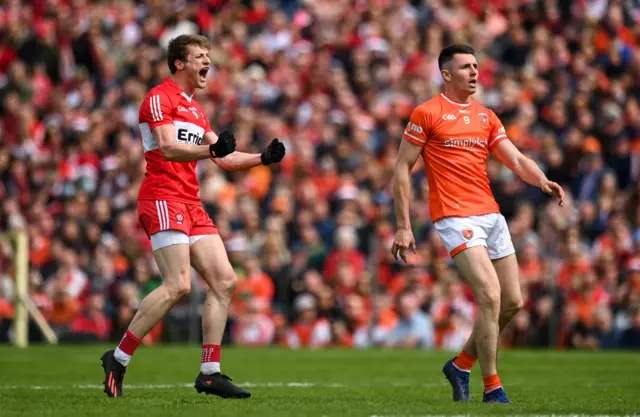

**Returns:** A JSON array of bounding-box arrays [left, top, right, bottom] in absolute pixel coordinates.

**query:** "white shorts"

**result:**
[[434, 213, 515, 260], [150, 230, 208, 251]]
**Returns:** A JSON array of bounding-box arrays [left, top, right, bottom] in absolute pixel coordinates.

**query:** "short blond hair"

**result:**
[[167, 34, 210, 74]]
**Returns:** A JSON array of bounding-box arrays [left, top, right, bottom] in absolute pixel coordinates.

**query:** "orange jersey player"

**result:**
[[391, 44, 564, 404]]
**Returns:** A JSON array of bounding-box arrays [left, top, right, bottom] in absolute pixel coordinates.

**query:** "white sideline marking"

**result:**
[[370, 415, 639, 417], [0, 381, 446, 390]]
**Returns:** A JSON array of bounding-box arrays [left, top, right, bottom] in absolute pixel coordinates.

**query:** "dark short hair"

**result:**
[[167, 34, 211, 74], [438, 44, 476, 71]]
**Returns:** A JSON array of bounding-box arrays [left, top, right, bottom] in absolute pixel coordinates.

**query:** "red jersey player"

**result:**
[[100, 34, 285, 399], [391, 45, 564, 404]]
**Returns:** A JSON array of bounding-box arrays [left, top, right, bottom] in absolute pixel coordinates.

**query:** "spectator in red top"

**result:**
[[323, 226, 365, 282], [67, 292, 112, 341]]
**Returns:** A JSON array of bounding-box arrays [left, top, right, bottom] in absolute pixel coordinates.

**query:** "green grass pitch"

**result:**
[[0, 346, 639, 416]]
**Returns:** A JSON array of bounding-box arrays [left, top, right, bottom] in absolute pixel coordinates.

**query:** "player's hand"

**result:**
[[210, 131, 236, 158], [391, 228, 416, 263], [261, 138, 286, 165], [541, 179, 565, 207]]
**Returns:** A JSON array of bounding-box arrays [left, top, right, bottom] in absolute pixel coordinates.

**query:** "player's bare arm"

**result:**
[[203, 132, 286, 170], [391, 139, 423, 262], [491, 139, 565, 206], [154, 124, 236, 162]]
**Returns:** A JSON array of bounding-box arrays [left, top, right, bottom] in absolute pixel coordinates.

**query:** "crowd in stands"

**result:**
[[1, 0, 639, 350]]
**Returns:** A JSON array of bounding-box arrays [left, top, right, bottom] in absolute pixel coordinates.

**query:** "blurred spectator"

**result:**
[[285, 293, 331, 348], [383, 292, 435, 349], [233, 298, 275, 345]]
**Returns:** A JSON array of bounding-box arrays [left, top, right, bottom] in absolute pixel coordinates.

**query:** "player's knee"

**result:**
[[502, 297, 523, 318], [165, 273, 191, 301], [477, 285, 501, 315], [210, 268, 238, 299]]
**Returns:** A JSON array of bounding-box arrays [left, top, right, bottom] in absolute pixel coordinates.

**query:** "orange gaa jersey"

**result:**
[[402, 93, 508, 223]]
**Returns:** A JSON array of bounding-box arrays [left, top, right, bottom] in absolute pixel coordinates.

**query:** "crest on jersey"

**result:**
[[478, 113, 488, 124], [176, 214, 184, 225], [462, 229, 474, 240]]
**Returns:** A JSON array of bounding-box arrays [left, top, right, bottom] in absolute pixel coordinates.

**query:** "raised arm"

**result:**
[[142, 92, 235, 162], [154, 124, 213, 162], [203, 131, 285, 171]]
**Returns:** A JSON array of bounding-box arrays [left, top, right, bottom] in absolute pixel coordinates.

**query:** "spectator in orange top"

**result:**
[[48, 275, 82, 330], [558, 232, 592, 289], [233, 255, 275, 316], [518, 233, 543, 286], [573, 269, 611, 328]]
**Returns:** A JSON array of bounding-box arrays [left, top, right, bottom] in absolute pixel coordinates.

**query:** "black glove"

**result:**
[[209, 131, 236, 158], [261, 138, 286, 165]]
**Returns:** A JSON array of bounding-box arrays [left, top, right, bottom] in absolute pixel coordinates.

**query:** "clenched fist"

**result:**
[[261, 138, 286, 165], [210, 131, 236, 158]]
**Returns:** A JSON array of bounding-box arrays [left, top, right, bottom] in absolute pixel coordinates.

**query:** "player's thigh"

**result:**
[[452, 245, 501, 304], [150, 231, 191, 290], [486, 214, 516, 261], [189, 234, 236, 293], [491, 253, 523, 310], [434, 214, 495, 259]]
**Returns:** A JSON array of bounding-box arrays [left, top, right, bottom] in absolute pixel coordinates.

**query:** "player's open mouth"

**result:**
[[199, 68, 209, 79], [469, 79, 477, 87]]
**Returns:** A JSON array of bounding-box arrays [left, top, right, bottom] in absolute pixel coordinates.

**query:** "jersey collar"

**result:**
[[163, 77, 194, 103], [440, 93, 471, 107]]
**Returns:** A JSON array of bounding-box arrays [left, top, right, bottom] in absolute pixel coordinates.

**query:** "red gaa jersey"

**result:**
[[138, 78, 213, 203]]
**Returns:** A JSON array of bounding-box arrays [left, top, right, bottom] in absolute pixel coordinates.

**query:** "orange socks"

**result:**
[[453, 351, 502, 393], [453, 350, 477, 372], [483, 374, 502, 393]]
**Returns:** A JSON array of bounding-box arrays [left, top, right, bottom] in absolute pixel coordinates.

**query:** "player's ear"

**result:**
[[174, 60, 184, 71], [441, 69, 451, 83]]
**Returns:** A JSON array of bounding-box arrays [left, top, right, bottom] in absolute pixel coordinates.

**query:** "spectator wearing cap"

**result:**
[[285, 293, 331, 349]]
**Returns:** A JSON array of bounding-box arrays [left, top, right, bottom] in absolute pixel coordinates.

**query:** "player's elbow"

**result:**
[[393, 159, 411, 178], [509, 153, 526, 173], [158, 144, 177, 161]]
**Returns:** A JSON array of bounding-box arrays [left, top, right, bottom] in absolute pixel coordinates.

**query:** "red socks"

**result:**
[[201, 344, 221, 375], [114, 330, 141, 366], [453, 350, 477, 372]]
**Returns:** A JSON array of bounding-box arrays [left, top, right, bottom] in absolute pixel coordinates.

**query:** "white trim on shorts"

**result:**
[[150, 231, 209, 251]]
